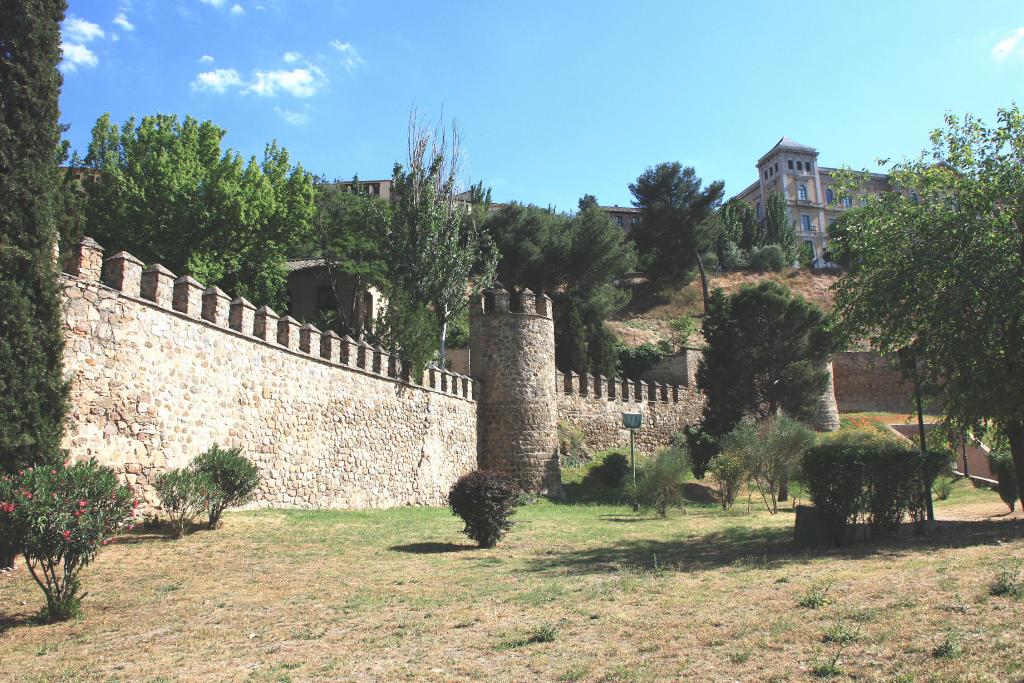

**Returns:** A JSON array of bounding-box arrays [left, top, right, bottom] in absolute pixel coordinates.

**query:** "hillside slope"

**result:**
[[608, 269, 841, 348]]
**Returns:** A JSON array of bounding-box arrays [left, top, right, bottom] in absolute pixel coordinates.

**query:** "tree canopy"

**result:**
[[828, 105, 1024, 507], [0, 0, 69, 474], [77, 113, 315, 308], [697, 280, 831, 446], [628, 162, 724, 311]]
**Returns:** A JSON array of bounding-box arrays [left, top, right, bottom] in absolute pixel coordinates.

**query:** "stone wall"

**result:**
[[60, 239, 477, 510], [555, 372, 704, 455], [832, 351, 916, 413]]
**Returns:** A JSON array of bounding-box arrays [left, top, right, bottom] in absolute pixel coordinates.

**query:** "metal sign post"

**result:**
[[622, 412, 642, 512]]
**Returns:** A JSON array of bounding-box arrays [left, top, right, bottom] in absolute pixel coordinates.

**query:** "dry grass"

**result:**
[[609, 270, 840, 348], [1, 481, 1022, 682]]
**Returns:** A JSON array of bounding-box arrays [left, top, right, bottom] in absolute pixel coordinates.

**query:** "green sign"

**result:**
[[622, 412, 642, 430]]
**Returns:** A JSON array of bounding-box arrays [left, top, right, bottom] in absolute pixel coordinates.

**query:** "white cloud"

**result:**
[[274, 106, 309, 126], [113, 12, 134, 31], [992, 27, 1024, 62], [199, 54, 215, 63], [60, 42, 99, 72], [230, 4, 244, 15], [329, 39, 365, 72], [198, 0, 226, 7], [190, 68, 243, 93], [246, 67, 326, 97], [64, 15, 105, 43], [282, 51, 301, 63]]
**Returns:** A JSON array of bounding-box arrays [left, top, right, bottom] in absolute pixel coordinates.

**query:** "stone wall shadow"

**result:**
[[526, 517, 1024, 575]]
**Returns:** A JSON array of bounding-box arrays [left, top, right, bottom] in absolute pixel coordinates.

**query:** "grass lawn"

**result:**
[[1, 478, 1022, 682]]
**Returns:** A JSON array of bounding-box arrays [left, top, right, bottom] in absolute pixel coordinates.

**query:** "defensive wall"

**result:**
[[555, 371, 704, 455], [60, 238, 477, 510], [832, 351, 916, 413]]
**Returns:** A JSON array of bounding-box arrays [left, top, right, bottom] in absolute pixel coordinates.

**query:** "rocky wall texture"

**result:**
[[60, 247, 477, 511], [832, 351, 916, 413], [555, 373, 704, 455]]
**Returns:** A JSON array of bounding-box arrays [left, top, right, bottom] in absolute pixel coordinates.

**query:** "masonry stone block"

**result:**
[[173, 276, 204, 317], [229, 297, 256, 334], [141, 264, 175, 308], [202, 286, 231, 327], [103, 251, 143, 296]]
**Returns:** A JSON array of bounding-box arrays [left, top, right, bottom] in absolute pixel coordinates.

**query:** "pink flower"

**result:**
[[73, 510, 82, 518], [78, 500, 88, 508], [51, 469, 57, 475], [63, 531, 71, 541]]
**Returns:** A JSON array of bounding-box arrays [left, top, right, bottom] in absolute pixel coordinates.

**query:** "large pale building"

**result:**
[[734, 137, 905, 267]]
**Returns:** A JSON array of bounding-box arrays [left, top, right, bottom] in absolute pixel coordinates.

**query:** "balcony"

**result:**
[[794, 197, 819, 208]]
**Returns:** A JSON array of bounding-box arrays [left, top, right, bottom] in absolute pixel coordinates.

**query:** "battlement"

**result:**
[[62, 237, 474, 402], [555, 371, 686, 404], [469, 285, 553, 319]]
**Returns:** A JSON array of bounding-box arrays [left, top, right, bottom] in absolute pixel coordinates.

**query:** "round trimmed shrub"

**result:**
[[748, 244, 786, 272], [0, 460, 135, 621], [191, 445, 261, 528], [448, 470, 519, 548], [591, 450, 631, 489]]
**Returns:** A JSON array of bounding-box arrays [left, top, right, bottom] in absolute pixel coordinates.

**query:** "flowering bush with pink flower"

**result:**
[[0, 460, 135, 621]]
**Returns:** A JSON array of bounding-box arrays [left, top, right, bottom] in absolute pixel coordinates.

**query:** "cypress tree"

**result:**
[[0, 0, 69, 474]]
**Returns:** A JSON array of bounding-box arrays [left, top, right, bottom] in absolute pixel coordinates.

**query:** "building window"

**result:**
[[807, 161, 813, 171], [801, 214, 812, 231], [615, 216, 623, 227], [797, 161, 803, 171], [774, 162, 778, 173], [756, 202, 762, 220], [910, 191, 919, 204], [826, 187, 835, 204], [842, 196, 853, 208], [764, 170, 768, 180], [631, 216, 640, 226], [788, 160, 794, 170], [798, 185, 808, 201]]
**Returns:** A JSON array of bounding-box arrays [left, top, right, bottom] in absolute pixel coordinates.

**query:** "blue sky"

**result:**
[[61, 0, 1023, 210]]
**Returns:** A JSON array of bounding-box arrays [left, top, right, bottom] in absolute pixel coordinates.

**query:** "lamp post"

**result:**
[[622, 412, 642, 512]]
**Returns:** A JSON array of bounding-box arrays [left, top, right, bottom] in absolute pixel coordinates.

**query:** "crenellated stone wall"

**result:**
[[60, 238, 477, 510], [555, 371, 704, 455]]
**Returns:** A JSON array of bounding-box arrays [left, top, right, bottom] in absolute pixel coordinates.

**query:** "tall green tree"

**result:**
[[382, 112, 497, 366], [628, 162, 724, 312], [78, 113, 315, 308], [718, 197, 758, 253], [481, 201, 636, 374], [0, 0, 69, 475], [309, 179, 390, 338], [697, 281, 831, 443], [762, 190, 796, 260], [828, 105, 1024, 508]]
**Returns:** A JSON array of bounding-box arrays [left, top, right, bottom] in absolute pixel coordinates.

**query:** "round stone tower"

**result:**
[[469, 285, 560, 494], [812, 361, 841, 432]]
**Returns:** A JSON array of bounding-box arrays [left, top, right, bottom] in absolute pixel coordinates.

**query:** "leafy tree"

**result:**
[[78, 113, 315, 308], [827, 106, 1024, 509], [0, 0, 69, 476], [628, 162, 724, 312], [382, 112, 497, 365], [719, 197, 759, 252], [482, 201, 634, 374], [697, 281, 831, 439], [721, 416, 815, 514], [762, 190, 796, 261], [587, 323, 619, 378], [578, 193, 599, 211], [310, 179, 390, 338], [617, 342, 666, 380]]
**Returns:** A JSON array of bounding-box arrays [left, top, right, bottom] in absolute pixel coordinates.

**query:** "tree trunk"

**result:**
[[437, 306, 449, 367], [1005, 419, 1024, 511], [913, 372, 934, 523], [694, 248, 710, 315]]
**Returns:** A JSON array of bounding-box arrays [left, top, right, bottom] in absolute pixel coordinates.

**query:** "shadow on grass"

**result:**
[[389, 542, 478, 554], [598, 515, 662, 523], [527, 517, 1024, 575], [0, 613, 42, 634], [111, 521, 207, 544]]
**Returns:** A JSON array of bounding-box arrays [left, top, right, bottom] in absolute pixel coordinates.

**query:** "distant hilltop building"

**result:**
[[734, 137, 911, 268]]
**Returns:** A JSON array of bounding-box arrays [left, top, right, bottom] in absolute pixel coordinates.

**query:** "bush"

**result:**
[[933, 476, 954, 501], [557, 421, 591, 469], [0, 461, 135, 621], [685, 425, 720, 479], [801, 434, 871, 545], [448, 470, 519, 548], [587, 450, 631, 489], [861, 443, 920, 538], [989, 561, 1022, 598], [708, 450, 746, 510], [634, 446, 690, 516], [617, 342, 666, 380], [154, 468, 222, 539], [191, 445, 261, 528], [720, 241, 748, 271], [722, 417, 815, 514], [748, 244, 786, 272]]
